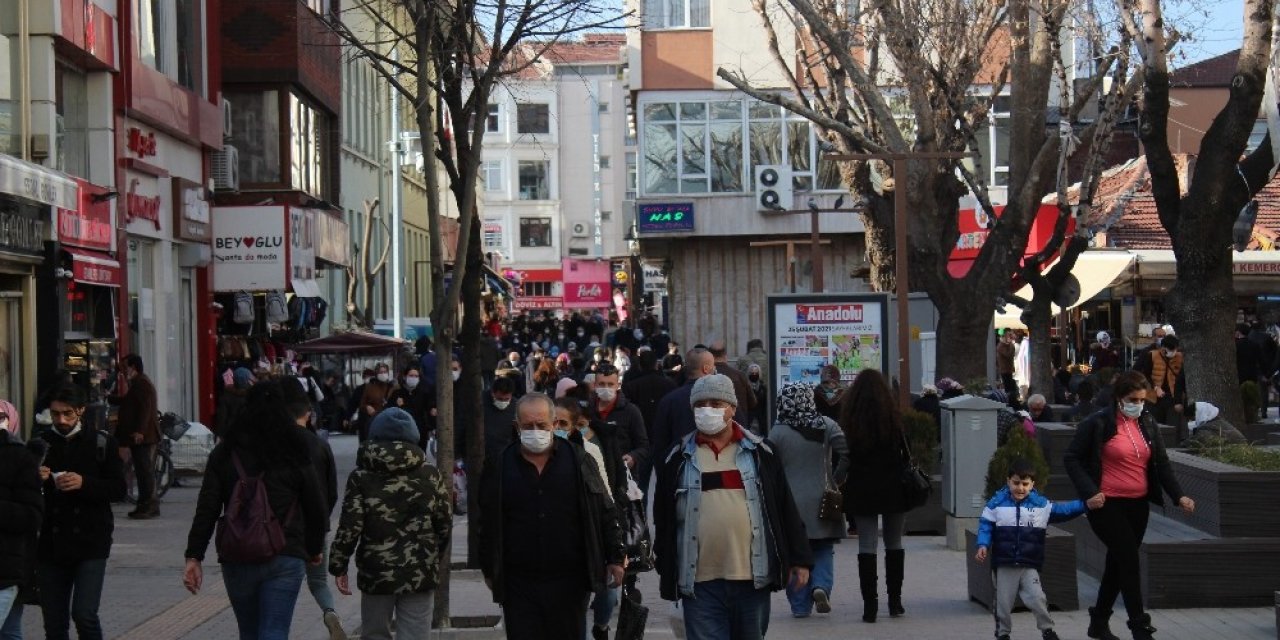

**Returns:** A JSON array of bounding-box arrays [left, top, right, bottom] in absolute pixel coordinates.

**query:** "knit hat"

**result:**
[[690, 374, 738, 407], [555, 376, 579, 399], [368, 408, 420, 445], [233, 367, 253, 389]]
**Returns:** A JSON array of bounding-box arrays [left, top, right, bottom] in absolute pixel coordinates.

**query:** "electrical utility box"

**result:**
[[941, 395, 1006, 517]]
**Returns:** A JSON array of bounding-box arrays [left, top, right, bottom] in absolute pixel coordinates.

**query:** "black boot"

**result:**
[[1126, 614, 1156, 640], [1087, 607, 1121, 640], [857, 553, 878, 623], [885, 549, 905, 617]]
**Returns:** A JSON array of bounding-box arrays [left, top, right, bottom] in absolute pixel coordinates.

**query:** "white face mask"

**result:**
[[694, 406, 728, 435], [520, 429, 553, 453], [1121, 402, 1144, 418], [1163, 349, 1175, 358], [633, 329, 644, 340], [451, 370, 462, 382], [404, 376, 420, 390], [377, 373, 392, 383], [595, 387, 617, 402], [493, 399, 511, 410]]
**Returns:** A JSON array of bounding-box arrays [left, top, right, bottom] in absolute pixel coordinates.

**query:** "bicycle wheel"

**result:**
[[154, 453, 173, 499]]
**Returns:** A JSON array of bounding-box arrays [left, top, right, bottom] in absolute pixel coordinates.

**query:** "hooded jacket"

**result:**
[[0, 431, 42, 589], [1063, 405, 1185, 506], [329, 441, 452, 595], [975, 487, 1086, 569]]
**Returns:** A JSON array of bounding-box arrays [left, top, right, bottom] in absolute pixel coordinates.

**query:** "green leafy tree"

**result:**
[[984, 423, 1050, 497]]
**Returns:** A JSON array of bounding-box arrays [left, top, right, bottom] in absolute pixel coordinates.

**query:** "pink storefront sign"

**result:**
[[561, 259, 611, 309]]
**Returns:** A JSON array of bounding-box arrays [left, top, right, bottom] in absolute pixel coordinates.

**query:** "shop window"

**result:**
[[524, 281, 553, 297], [290, 93, 329, 198], [55, 65, 90, 179], [519, 217, 553, 247], [518, 161, 550, 200], [516, 103, 550, 134], [643, 0, 710, 29], [226, 91, 282, 184]]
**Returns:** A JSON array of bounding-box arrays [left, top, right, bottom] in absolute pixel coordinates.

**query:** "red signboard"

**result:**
[[516, 268, 563, 282], [58, 178, 114, 252], [795, 304, 865, 324], [561, 259, 612, 309], [126, 128, 158, 157], [948, 203, 1074, 278], [513, 297, 564, 310], [125, 177, 162, 230], [64, 247, 122, 287]]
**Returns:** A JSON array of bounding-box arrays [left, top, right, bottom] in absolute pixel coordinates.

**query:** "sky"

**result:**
[[1169, 0, 1248, 65]]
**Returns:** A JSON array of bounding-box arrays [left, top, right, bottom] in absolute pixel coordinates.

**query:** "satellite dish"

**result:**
[[1053, 274, 1081, 308]]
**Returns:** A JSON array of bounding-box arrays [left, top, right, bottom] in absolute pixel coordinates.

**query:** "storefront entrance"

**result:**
[[0, 291, 23, 412]]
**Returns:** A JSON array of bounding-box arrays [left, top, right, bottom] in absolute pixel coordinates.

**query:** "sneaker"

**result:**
[[997, 635, 1011, 640], [812, 588, 832, 614], [323, 609, 347, 640], [1042, 630, 1061, 640], [591, 624, 609, 640]]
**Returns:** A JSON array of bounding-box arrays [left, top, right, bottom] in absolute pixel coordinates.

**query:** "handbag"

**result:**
[[818, 438, 844, 521], [622, 469, 655, 574], [899, 432, 932, 510], [615, 584, 649, 640]]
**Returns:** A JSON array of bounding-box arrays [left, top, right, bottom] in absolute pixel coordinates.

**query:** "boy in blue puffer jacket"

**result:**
[[976, 458, 1101, 640]]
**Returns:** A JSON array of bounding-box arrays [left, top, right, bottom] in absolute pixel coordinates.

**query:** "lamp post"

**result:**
[[624, 223, 642, 316]]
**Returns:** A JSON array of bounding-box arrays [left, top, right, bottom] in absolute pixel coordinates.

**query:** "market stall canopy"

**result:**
[[291, 330, 409, 355], [994, 250, 1135, 329]]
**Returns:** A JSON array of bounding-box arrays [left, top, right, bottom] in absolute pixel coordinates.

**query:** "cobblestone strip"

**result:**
[[116, 582, 230, 640]]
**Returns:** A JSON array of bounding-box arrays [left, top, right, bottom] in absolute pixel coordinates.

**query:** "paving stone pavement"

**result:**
[[14, 432, 1276, 639]]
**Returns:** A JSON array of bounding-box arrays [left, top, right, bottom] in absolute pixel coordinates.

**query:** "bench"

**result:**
[[965, 525, 1078, 611]]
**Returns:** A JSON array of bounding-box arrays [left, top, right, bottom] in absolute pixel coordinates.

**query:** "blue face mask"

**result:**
[[554, 429, 569, 439]]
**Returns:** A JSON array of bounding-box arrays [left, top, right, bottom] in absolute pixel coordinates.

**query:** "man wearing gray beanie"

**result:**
[[653, 374, 813, 639]]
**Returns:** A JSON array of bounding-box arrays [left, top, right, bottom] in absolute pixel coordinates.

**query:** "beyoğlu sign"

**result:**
[[0, 200, 45, 256], [637, 202, 695, 233], [212, 206, 287, 291]]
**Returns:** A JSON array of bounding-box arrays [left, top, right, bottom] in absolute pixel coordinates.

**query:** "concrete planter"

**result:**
[[964, 526, 1078, 611]]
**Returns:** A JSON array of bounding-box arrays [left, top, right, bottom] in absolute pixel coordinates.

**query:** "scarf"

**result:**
[[778, 382, 830, 443]]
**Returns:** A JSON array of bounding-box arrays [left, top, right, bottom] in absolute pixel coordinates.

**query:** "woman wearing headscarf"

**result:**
[[769, 383, 850, 618]]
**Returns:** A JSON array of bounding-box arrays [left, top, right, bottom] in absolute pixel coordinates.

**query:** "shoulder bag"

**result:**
[[818, 436, 844, 520], [899, 432, 932, 510]]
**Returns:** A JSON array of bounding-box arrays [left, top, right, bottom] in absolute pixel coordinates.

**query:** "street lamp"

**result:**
[[624, 223, 642, 315]]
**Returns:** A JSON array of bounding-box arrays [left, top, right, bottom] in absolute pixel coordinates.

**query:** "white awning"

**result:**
[[994, 250, 1136, 328], [0, 154, 78, 209], [291, 278, 322, 298]]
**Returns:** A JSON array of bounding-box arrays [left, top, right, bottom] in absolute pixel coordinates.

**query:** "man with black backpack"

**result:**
[[36, 382, 126, 640]]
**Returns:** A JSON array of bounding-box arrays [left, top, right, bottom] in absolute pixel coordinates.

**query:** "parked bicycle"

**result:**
[[123, 412, 185, 504]]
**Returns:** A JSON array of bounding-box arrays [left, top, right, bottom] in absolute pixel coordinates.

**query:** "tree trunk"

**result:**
[[460, 212, 487, 568], [934, 303, 993, 385], [1022, 293, 1055, 402], [1166, 268, 1241, 427]]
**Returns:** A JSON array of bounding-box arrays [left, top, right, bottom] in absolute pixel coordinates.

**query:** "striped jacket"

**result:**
[[975, 487, 1086, 569]]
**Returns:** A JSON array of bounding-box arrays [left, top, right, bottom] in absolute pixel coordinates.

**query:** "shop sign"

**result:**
[[1234, 260, 1280, 275], [515, 268, 561, 282], [125, 176, 162, 231], [172, 178, 209, 242], [561, 258, 612, 308], [212, 206, 287, 291], [314, 210, 351, 267], [642, 262, 668, 292], [637, 202, 695, 233], [290, 208, 316, 281], [58, 180, 114, 251], [0, 154, 78, 209], [0, 200, 45, 256], [513, 296, 563, 310], [127, 127, 158, 158]]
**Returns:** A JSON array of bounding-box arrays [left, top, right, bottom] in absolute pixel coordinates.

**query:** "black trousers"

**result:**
[[1087, 497, 1149, 620], [130, 443, 156, 508], [502, 574, 589, 640]]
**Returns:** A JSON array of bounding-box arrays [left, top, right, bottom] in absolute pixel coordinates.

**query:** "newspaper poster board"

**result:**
[[767, 294, 891, 399]]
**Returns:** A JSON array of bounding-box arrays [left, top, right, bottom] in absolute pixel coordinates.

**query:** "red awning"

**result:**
[[63, 247, 122, 287]]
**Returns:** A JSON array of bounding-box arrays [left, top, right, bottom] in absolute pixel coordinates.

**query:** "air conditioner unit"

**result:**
[[222, 99, 233, 138], [755, 165, 792, 212], [571, 222, 590, 238], [211, 145, 240, 192]]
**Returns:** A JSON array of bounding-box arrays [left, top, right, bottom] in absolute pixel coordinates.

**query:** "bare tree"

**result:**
[[1129, 0, 1275, 426], [324, 0, 620, 625], [345, 198, 391, 328], [718, 0, 1138, 384]]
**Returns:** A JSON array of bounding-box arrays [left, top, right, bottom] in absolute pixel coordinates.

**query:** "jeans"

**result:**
[[361, 591, 434, 640], [853, 512, 906, 554], [1, 602, 21, 640], [0, 587, 15, 629], [681, 579, 771, 640], [1088, 497, 1150, 621], [785, 539, 835, 615], [130, 443, 157, 508], [38, 558, 108, 640], [305, 547, 336, 612], [221, 555, 307, 640], [590, 585, 619, 630]]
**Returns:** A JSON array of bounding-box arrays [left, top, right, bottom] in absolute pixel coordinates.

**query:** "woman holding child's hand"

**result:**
[[1064, 371, 1193, 640]]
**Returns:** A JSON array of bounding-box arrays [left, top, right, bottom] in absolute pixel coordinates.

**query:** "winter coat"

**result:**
[[842, 428, 908, 516], [1063, 406, 1185, 506], [302, 429, 339, 517], [651, 382, 696, 462], [975, 487, 1086, 569], [215, 387, 248, 437], [37, 426, 126, 563], [477, 439, 625, 603], [110, 374, 160, 445], [735, 347, 771, 382], [587, 393, 649, 496], [185, 443, 328, 563], [653, 428, 813, 601], [769, 418, 850, 541], [622, 369, 677, 451], [716, 363, 758, 413], [0, 431, 42, 589], [329, 441, 452, 595]]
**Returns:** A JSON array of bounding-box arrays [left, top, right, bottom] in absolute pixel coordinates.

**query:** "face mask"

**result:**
[[595, 387, 617, 402], [823, 387, 837, 399], [404, 376, 420, 390], [451, 370, 461, 382], [520, 429, 553, 453], [558, 334, 565, 340], [1163, 349, 1175, 358], [493, 399, 511, 410], [1121, 402, 1144, 418], [376, 373, 392, 383], [694, 406, 728, 435], [554, 429, 569, 439], [577, 331, 585, 337], [594, 355, 603, 362], [633, 329, 644, 340]]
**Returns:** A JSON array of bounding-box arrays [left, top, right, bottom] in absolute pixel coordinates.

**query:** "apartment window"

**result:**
[[964, 95, 1011, 187], [55, 66, 90, 178], [524, 281, 554, 296], [599, 102, 610, 113], [600, 155, 611, 169], [290, 93, 329, 198], [516, 104, 550, 134], [484, 220, 504, 248], [518, 161, 550, 200], [485, 104, 501, 133], [482, 160, 504, 192], [137, 0, 166, 72], [625, 152, 638, 200], [174, 0, 202, 92], [601, 210, 613, 221], [519, 217, 553, 247], [643, 0, 710, 29], [226, 90, 282, 184], [0, 34, 21, 156], [303, 0, 330, 15]]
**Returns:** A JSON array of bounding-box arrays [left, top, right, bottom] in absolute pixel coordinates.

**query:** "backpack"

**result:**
[[264, 291, 288, 324], [215, 453, 293, 564], [233, 291, 255, 325]]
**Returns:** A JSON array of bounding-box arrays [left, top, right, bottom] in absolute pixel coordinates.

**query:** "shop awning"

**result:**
[[292, 330, 409, 355], [291, 278, 322, 298], [0, 155, 78, 209], [63, 247, 122, 287], [483, 265, 512, 297], [994, 250, 1135, 328]]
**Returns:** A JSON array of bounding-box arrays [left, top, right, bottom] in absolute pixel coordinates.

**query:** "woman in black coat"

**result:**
[[1063, 371, 1195, 640], [837, 369, 909, 623]]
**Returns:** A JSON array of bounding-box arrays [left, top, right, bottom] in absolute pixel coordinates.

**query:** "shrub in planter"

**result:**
[[1241, 380, 1261, 424], [903, 408, 939, 475], [985, 425, 1050, 497]]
